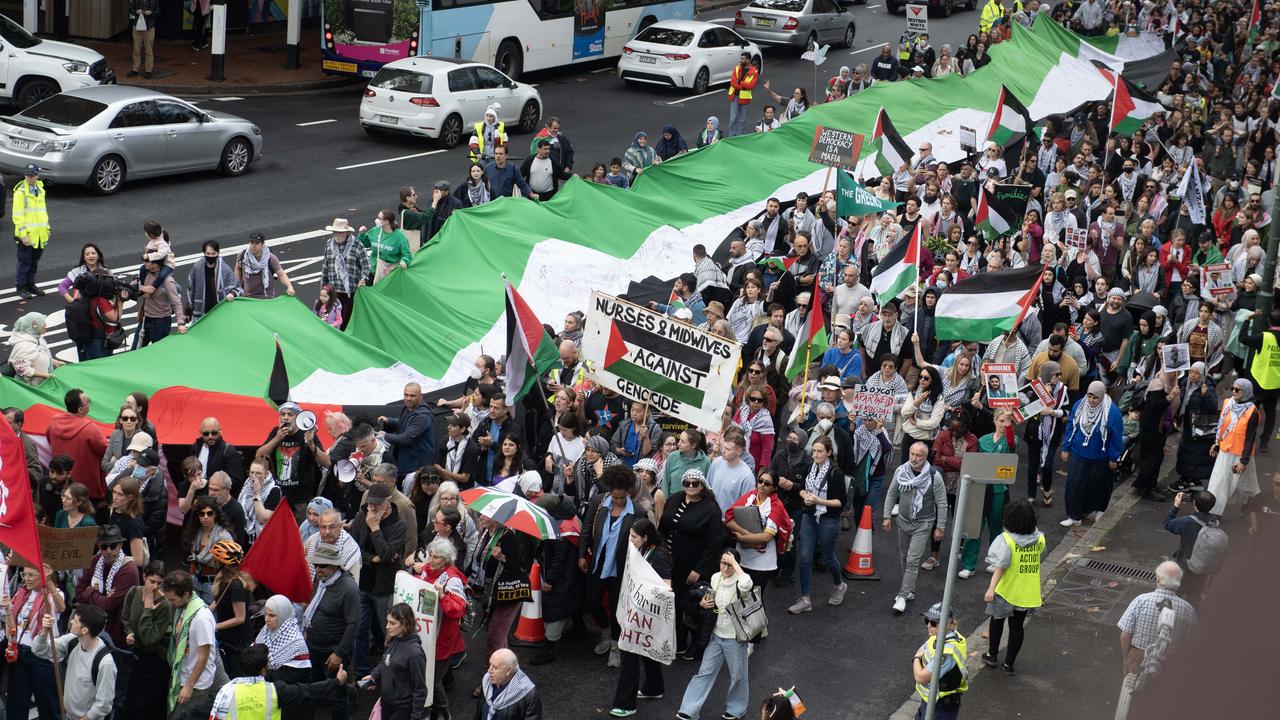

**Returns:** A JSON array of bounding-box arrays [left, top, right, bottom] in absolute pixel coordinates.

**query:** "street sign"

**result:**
[[808, 125, 865, 172], [958, 452, 1018, 538], [906, 4, 928, 34]]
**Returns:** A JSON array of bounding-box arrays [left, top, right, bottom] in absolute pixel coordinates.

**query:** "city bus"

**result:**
[[320, 0, 695, 80]]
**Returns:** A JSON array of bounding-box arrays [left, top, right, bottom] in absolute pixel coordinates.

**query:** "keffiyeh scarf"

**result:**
[[256, 615, 308, 670], [238, 472, 278, 539], [302, 571, 341, 630], [240, 246, 274, 293], [803, 461, 832, 518], [894, 461, 934, 517], [92, 550, 129, 594]]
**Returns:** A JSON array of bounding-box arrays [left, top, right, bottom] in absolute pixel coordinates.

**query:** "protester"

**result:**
[[3, 564, 67, 720], [609, 518, 671, 718], [358, 603, 427, 720], [884, 442, 947, 614], [675, 550, 753, 720]]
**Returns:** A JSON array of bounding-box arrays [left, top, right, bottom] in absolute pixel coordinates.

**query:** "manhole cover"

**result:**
[[1039, 558, 1155, 626]]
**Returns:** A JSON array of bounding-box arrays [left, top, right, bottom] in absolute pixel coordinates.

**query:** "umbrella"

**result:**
[[460, 487, 559, 540]]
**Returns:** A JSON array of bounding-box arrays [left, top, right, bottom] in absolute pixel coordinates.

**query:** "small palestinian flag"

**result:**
[[785, 299, 828, 381], [504, 277, 561, 403], [985, 85, 1033, 160], [664, 287, 686, 311], [975, 184, 1026, 240], [1248, 0, 1262, 42], [870, 223, 921, 301], [604, 319, 708, 407], [758, 256, 798, 273], [936, 264, 1043, 342], [871, 107, 912, 178], [1096, 65, 1165, 136]]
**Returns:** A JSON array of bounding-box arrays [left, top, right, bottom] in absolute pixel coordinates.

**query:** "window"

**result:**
[[716, 28, 747, 47], [0, 13, 41, 49], [697, 30, 724, 49], [448, 68, 479, 92], [109, 102, 160, 129], [748, 0, 806, 11], [473, 66, 511, 90], [155, 101, 202, 125], [18, 95, 107, 127], [369, 68, 434, 94], [813, 0, 835, 13], [634, 27, 693, 47]]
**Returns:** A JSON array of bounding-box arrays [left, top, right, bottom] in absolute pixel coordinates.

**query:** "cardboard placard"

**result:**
[[393, 571, 441, 706], [807, 125, 865, 172], [982, 363, 1021, 409], [1030, 378, 1054, 406], [1201, 263, 1234, 298], [1064, 227, 1089, 250], [846, 387, 896, 420], [9, 526, 100, 572], [906, 4, 929, 34], [1162, 343, 1191, 372], [1012, 398, 1045, 425]]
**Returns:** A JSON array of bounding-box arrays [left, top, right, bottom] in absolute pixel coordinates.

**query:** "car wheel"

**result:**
[[517, 100, 540, 134], [887, 1, 901, 13], [88, 155, 125, 195], [496, 40, 523, 82], [17, 79, 58, 109], [218, 137, 252, 177], [941, 0, 953, 17], [841, 24, 856, 49], [692, 67, 710, 95], [438, 114, 464, 148]]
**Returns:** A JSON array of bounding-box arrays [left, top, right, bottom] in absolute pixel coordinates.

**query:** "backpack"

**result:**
[[64, 296, 94, 344], [60, 632, 133, 720], [1187, 516, 1228, 575]]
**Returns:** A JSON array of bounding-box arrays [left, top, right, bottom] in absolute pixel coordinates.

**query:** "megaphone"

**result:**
[[336, 459, 358, 484], [296, 410, 316, 432]]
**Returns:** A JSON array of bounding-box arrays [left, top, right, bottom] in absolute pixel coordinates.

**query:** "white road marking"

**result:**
[[336, 149, 447, 170], [296, 119, 338, 127], [849, 45, 883, 55], [210, 97, 244, 102], [666, 89, 722, 105], [866, 4, 882, 8]]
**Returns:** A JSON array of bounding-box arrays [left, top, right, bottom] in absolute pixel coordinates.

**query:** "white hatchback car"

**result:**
[[358, 56, 541, 148], [618, 20, 763, 95]]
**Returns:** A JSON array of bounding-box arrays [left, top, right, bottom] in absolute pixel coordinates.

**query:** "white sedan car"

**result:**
[[359, 56, 541, 148], [618, 20, 763, 95]]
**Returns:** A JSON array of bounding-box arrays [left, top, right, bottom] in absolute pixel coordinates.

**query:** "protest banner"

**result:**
[[906, 4, 928, 34], [1162, 343, 1191, 372], [616, 543, 676, 665], [847, 387, 896, 420], [393, 571, 441, 705], [582, 292, 741, 430], [9, 526, 99, 572], [1064, 227, 1089, 250], [1030, 378, 1054, 407], [1012, 398, 1045, 425], [808, 126, 865, 172], [1201, 263, 1234, 298], [982, 363, 1021, 409]]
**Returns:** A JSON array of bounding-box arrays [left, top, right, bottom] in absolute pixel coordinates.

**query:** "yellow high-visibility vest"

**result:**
[[12, 180, 50, 249]]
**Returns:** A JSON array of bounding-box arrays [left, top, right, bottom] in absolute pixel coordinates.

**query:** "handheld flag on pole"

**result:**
[[503, 276, 562, 403], [935, 264, 1044, 342], [871, 107, 912, 178], [785, 299, 828, 381], [0, 421, 46, 587], [869, 224, 921, 301], [985, 85, 1033, 170]]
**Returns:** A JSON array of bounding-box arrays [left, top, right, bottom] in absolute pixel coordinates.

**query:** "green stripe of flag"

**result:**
[[610, 358, 705, 407]]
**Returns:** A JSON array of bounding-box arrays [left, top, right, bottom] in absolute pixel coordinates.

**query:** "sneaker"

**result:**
[[636, 692, 664, 700], [676, 713, 694, 720], [828, 583, 848, 606], [1091, 511, 1104, 522], [16, 289, 34, 300], [906, 592, 915, 601], [610, 710, 637, 718], [1000, 663, 1016, 675], [127, 70, 139, 77], [594, 630, 611, 655], [27, 285, 45, 297], [1142, 489, 1169, 502], [143, 71, 152, 79], [985, 564, 996, 574], [892, 596, 907, 614], [747, 643, 754, 657], [981, 652, 999, 668], [958, 569, 975, 579], [722, 713, 742, 720], [787, 596, 813, 614], [920, 557, 939, 571], [1059, 518, 1081, 527], [678, 649, 696, 661]]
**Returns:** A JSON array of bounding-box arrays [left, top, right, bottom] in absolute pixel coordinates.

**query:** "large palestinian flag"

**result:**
[[0, 20, 1164, 446], [936, 265, 1044, 342]]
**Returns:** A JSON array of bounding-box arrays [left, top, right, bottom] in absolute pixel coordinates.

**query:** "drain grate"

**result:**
[[1077, 559, 1158, 582]]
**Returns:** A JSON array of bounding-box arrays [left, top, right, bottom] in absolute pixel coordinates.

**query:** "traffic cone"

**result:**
[[512, 561, 546, 644], [842, 505, 880, 581]]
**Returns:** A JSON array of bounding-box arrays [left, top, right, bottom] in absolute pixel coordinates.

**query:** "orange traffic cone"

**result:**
[[512, 561, 546, 643], [842, 505, 880, 581]]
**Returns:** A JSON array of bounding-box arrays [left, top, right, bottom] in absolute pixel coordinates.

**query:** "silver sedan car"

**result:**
[[734, 0, 859, 49], [0, 85, 263, 195]]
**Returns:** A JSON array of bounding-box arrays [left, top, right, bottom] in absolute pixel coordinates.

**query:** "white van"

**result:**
[[0, 14, 113, 109]]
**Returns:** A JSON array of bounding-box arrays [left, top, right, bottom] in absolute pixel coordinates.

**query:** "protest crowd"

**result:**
[[1, 1, 1279, 719]]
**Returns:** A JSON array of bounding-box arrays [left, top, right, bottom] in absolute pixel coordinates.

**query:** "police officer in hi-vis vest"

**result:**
[[1240, 307, 1280, 453], [912, 602, 968, 719]]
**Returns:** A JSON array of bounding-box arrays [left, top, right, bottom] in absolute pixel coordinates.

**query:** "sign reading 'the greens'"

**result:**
[[582, 292, 741, 430]]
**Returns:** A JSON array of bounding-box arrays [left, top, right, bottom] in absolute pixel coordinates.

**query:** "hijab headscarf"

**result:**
[[654, 125, 687, 161], [1220, 377, 1256, 440], [10, 312, 46, 339], [299, 497, 334, 542], [1180, 361, 1208, 416], [1074, 380, 1113, 445], [783, 426, 808, 468], [1038, 360, 1061, 384], [255, 594, 309, 670]]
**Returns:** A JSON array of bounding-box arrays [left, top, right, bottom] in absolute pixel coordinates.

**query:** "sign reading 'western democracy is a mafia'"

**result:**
[[808, 125, 865, 172], [582, 292, 741, 430]]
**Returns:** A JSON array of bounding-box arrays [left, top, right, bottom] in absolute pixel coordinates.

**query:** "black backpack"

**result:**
[[60, 632, 134, 720], [64, 296, 94, 344]]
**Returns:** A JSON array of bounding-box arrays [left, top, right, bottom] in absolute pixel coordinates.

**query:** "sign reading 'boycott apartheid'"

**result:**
[[808, 125, 865, 172], [582, 292, 741, 430]]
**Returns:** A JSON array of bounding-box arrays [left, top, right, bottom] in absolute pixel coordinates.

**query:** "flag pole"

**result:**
[[44, 592, 67, 720], [1003, 265, 1046, 347], [820, 165, 834, 196]]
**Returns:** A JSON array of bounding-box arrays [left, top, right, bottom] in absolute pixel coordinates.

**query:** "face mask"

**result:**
[[132, 466, 148, 479], [469, 366, 483, 380], [205, 257, 217, 267], [817, 419, 834, 433]]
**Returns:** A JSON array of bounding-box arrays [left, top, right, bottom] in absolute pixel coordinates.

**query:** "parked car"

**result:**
[[734, 0, 858, 50], [0, 86, 262, 195], [359, 56, 541, 148], [0, 13, 114, 108], [618, 20, 763, 95]]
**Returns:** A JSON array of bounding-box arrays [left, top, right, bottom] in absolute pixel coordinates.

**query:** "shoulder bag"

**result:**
[[725, 580, 768, 642]]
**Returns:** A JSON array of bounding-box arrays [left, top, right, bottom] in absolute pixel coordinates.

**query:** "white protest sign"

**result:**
[[393, 571, 441, 705], [847, 387, 896, 420], [1162, 343, 1191, 372], [616, 543, 676, 665], [582, 292, 741, 430], [906, 4, 929, 34]]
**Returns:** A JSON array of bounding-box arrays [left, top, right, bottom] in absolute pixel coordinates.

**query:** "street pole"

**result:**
[[21, 0, 36, 34], [923, 473, 971, 720], [285, 0, 301, 70], [1256, 184, 1280, 331], [210, 0, 227, 82]]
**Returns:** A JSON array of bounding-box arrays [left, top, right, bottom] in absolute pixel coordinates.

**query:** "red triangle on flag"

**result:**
[[605, 321, 629, 368], [505, 279, 546, 361]]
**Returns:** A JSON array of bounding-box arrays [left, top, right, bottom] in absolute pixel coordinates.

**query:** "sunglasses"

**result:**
[[749, 396, 765, 403], [926, 620, 939, 628], [100, 543, 122, 550], [201, 430, 220, 436], [682, 480, 703, 488], [757, 479, 775, 488], [198, 510, 217, 517], [748, 368, 764, 375], [121, 415, 138, 422]]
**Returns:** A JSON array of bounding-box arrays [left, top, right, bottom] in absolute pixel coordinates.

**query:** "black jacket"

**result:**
[[658, 496, 725, 581], [471, 415, 526, 485], [434, 435, 482, 488], [538, 496, 582, 624], [186, 438, 246, 493], [372, 632, 428, 720], [473, 685, 542, 720], [427, 194, 463, 240], [306, 571, 360, 656], [579, 498, 639, 579], [350, 502, 407, 595]]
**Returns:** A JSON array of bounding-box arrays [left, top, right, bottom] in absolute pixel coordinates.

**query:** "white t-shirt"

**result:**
[[528, 156, 555, 193], [179, 606, 218, 690]]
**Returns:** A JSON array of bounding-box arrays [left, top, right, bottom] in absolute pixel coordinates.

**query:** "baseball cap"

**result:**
[[367, 483, 392, 505], [23, 163, 39, 176]]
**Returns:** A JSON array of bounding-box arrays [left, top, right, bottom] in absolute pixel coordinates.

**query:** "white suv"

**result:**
[[358, 57, 541, 148], [0, 14, 113, 108]]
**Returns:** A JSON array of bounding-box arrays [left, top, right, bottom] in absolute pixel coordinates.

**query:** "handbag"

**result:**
[[725, 583, 768, 642]]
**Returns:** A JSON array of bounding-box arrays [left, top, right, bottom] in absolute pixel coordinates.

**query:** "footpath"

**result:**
[[889, 411, 1280, 720]]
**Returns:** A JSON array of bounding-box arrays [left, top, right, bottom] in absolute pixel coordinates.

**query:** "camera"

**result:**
[[75, 271, 140, 300]]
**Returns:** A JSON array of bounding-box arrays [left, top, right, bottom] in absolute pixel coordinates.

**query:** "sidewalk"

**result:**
[[891, 426, 1277, 720], [77, 32, 358, 95]]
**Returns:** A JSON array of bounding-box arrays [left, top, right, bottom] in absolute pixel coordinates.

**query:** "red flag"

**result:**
[[240, 505, 313, 603], [0, 421, 45, 586]]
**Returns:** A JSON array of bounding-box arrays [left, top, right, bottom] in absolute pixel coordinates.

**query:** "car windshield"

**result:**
[[634, 27, 693, 47], [0, 14, 41, 49], [369, 68, 433, 94], [749, 0, 806, 11], [18, 95, 107, 127]]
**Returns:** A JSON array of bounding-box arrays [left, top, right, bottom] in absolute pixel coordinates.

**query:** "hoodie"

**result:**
[[47, 412, 108, 499], [371, 632, 427, 719], [985, 529, 1045, 570]]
